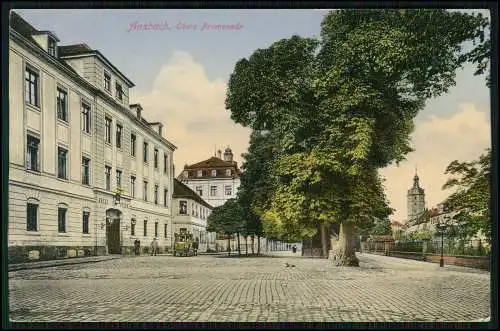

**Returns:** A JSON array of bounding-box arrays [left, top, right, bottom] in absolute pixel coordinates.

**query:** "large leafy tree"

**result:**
[[207, 199, 246, 255], [226, 9, 490, 266], [442, 148, 492, 243]]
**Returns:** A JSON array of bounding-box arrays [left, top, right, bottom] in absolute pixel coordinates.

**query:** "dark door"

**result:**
[[106, 218, 121, 254]]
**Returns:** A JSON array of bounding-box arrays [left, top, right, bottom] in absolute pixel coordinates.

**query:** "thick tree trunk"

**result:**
[[237, 233, 241, 256], [257, 236, 261, 255], [227, 237, 231, 256], [335, 221, 359, 267], [320, 223, 329, 259], [251, 235, 255, 254]]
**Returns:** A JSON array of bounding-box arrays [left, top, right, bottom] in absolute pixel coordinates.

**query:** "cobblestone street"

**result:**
[[8, 253, 491, 322]]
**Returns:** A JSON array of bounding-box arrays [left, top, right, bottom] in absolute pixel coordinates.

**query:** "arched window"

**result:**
[[211, 169, 217, 177]]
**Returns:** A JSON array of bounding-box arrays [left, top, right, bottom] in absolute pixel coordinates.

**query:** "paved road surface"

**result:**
[[8, 252, 491, 322]]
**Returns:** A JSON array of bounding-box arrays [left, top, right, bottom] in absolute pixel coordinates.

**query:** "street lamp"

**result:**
[[435, 215, 450, 267]]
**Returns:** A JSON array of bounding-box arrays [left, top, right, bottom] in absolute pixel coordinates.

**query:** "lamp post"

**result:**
[[435, 215, 450, 267]]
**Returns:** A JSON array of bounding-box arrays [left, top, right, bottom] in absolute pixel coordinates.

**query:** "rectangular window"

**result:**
[[25, 66, 39, 107], [82, 157, 90, 185], [81, 103, 91, 133], [143, 181, 148, 201], [143, 220, 148, 237], [116, 124, 122, 148], [179, 201, 187, 215], [196, 186, 202, 196], [143, 142, 148, 163], [226, 169, 232, 176], [57, 147, 68, 179], [197, 170, 202, 177], [104, 72, 111, 92], [131, 134, 136, 156], [27, 203, 38, 232], [154, 185, 159, 205], [163, 154, 168, 173], [154, 149, 159, 169], [154, 222, 158, 238], [56, 88, 68, 122], [163, 189, 168, 207], [130, 176, 136, 197], [58, 207, 66, 233], [131, 220, 136, 236], [225, 185, 232, 196], [105, 166, 112, 190], [116, 170, 122, 188], [105, 117, 112, 144], [27, 135, 40, 171], [210, 186, 217, 197], [48, 39, 56, 57], [82, 211, 90, 234], [164, 224, 167, 238], [116, 83, 123, 101]]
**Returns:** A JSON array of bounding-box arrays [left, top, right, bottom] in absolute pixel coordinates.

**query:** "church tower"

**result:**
[[407, 168, 426, 223]]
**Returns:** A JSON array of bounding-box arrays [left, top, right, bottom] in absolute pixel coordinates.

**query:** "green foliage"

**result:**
[[225, 9, 490, 246], [370, 218, 393, 236], [442, 148, 491, 242], [207, 199, 246, 236]]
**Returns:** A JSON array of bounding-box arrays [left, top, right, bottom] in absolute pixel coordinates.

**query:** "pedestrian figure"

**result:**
[[193, 238, 199, 256], [292, 245, 297, 253], [134, 239, 140, 255], [151, 237, 159, 256]]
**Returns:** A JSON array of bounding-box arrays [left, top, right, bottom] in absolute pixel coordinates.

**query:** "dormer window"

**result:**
[[211, 169, 217, 177], [115, 82, 123, 101], [48, 38, 56, 57], [197, 170, 202, 177], [226, 169, 231, 176], [183, 170, 189, 178], [104, 72, 111, 92]]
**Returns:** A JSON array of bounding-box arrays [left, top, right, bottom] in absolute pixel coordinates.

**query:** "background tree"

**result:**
[[442, 148, 491, 243], [226, 9, 490, 266], [207, 199, 246, 256]]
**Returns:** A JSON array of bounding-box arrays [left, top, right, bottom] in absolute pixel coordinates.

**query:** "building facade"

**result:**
[[178, 147, 241, 208], [8, 12, 176, 263], [172, 179, 215, 252]]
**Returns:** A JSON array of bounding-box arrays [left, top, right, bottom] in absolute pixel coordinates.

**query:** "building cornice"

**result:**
[[9, 180, 95, 202], [10, 30, 177, 151]]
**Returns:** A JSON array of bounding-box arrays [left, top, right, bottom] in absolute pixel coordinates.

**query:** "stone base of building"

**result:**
[[8, 245, 107, 264]]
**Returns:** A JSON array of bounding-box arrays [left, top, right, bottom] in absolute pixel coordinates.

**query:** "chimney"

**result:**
[[158, 123, 163, 137], [217, 149, 222, 159]]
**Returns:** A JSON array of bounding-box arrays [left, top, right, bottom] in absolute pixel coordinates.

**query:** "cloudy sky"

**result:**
[[15, 9, 491, 223]]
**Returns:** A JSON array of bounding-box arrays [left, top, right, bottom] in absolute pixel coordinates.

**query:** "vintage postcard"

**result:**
[[5, 6, 494, 326]]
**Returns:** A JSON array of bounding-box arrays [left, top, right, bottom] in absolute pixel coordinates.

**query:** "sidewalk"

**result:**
[[8, 255, 120, 272]]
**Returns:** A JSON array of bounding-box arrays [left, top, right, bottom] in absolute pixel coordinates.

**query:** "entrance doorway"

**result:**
[[106, 208, 122, 254]]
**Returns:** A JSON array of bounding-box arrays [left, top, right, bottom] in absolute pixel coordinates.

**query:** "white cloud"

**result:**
[[130, 51, 251, 174], [379, 103, 491, 223]]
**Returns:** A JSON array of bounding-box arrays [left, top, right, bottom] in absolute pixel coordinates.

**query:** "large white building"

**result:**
[[8, 12, 176, 263], [178, 147, 241, 207]]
